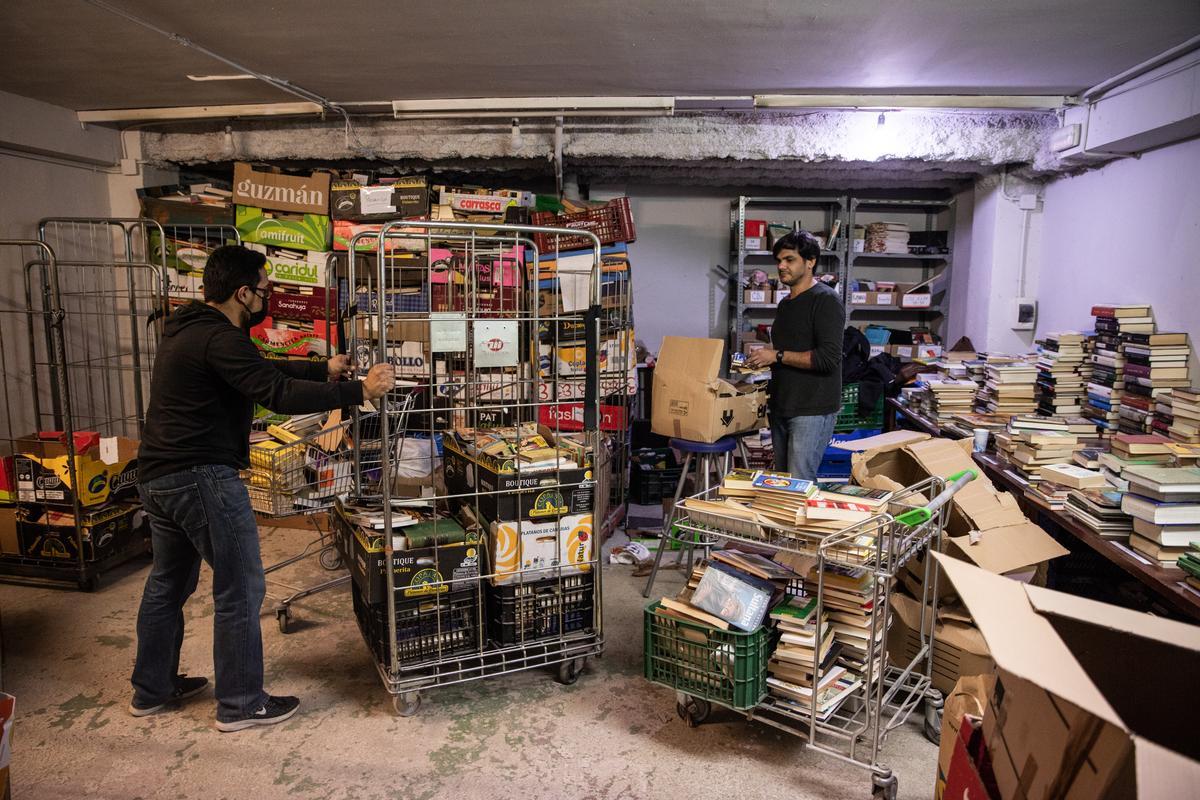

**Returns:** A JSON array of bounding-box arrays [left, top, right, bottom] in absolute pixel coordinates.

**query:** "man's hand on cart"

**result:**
[[362, 364, 396, 402], [326, 354, 354, 381]]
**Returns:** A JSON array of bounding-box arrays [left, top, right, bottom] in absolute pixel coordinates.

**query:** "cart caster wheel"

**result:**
[[676, 697, 710, 728], [872, 772, 898, 800], [79, 574, 100, 592], [393, 692, 422, 717], [276, 606, 292, 634], [555, 658, 585, 685], [319, 547, 343, 571]]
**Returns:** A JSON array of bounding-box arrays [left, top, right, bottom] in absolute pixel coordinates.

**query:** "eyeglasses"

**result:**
[[247, 285, 271, 302]]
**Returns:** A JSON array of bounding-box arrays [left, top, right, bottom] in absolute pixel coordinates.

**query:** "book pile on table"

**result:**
[[994, 416, 1083, 480], [921, 378, 979, 424], [1036, 332, 1091, 417], [1120, 466, 1200, 567], [1119, 331, 1191, 435], [1064, 486, 1132, 538], [1167, 388, 1200, 444], [1179, 543, 1200, 592], [978, 358, 1039, 416], [943, 411, 1012, 440], [1083, 306, 1134, 435], [864, 222, 910, 254], [1097, 434, 1173, 492]]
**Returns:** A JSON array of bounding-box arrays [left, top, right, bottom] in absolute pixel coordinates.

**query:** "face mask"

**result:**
[[239, 289, 268, 330]]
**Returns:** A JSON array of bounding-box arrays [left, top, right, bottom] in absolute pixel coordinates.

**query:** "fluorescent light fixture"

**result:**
[[755, 94, 1069, 110], [77, 101, 324, 123], [186, 74, 256, 82], [392, 96, 674, 119]]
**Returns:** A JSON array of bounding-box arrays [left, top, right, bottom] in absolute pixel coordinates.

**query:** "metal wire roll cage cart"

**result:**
[[0, 218, 173, 589], [330, 219, 616, 716], [645, 470, 977, 800]]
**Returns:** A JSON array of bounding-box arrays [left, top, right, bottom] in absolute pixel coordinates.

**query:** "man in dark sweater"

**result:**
[[130, 245, 393, 732], [746, 231, 845, 479]]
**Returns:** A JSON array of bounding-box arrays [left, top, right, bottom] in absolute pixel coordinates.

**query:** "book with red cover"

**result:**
[[804, 497, 875, 521]]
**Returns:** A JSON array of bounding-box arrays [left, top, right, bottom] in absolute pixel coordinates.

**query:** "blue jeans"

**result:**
[[132, 465, 267, 722], [770, 412, 838, 480]]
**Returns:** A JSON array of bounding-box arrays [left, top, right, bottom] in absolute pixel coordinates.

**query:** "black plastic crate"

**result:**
[[628, 447, 683, 504], [351, 586, 482, 669], [486, 572, 596, 646]]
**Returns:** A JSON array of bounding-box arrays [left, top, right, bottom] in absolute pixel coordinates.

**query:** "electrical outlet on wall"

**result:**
[[1012, 297, 1037, 330]]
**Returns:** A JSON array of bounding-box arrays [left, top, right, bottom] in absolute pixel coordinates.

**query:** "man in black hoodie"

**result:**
[[129, 245, 393, 732]]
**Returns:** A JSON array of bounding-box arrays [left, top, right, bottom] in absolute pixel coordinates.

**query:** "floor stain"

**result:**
[[50, 692, 115, 731], [96, 634, 133, 649]]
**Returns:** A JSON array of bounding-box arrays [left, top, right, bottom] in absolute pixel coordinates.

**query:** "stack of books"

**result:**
[[798, 563, 883, 682], [1153, 390, 1175, 440], [1084, 306, 1136, 435], [921, 378, 979, 423], [1065, 487, 1132, 538], [1121, 332, 1191, 432], [1168, 387, 1200, 444], [1120, 466, 1200, 567], [994, 416, 1082, 480], [1036, 332, 1090, 417], [978, 360, 1039, 416]]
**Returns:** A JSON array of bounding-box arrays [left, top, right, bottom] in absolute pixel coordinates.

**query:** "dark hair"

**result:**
[[202, 245, 267, 303], [771, 230, 822, 262]]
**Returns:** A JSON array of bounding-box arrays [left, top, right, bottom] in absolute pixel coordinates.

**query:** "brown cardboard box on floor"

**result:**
[[936, 673, 995, 799], [651, 336, 767, 443], [934, 552, 1200, 799], [0, 507, 18, 555], [887, 591, 993, 696]]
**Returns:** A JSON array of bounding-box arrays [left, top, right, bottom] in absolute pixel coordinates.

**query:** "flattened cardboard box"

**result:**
[[887, 591, 993, 695], [651, 336, 767, 443], [934, 552, 1200, 799], [233, 163, 331, 215]]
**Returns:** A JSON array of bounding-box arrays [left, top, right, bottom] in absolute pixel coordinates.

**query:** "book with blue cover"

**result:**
[[690, 561, 774, 631], [752, 474, 817, 497]]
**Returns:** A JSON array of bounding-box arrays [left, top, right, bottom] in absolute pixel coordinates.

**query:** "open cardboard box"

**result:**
[[934, 552, 1200, 799], [651, 336, 767, 443], [888, 590, 993, 695], [840, 430, 1068, 577]]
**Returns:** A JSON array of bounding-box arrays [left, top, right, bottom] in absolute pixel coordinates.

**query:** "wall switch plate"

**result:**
[[1012, 297, 1037, 330]]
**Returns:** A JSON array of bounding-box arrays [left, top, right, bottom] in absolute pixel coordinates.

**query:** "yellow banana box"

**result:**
[[487, 513, 593, 586]]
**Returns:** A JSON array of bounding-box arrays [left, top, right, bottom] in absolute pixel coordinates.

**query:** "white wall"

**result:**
[[1037, 138, 1200, 378]]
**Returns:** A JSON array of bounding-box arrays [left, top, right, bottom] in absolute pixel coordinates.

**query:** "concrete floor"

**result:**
[[1, 525, 937, 800]]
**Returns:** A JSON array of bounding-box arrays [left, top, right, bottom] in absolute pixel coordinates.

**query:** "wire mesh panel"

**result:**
[[0, 239, 149, 589]]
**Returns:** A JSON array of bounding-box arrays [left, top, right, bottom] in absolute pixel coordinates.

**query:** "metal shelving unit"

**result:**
[[728, 196, 848, 357], [846, 197, 955, 340]]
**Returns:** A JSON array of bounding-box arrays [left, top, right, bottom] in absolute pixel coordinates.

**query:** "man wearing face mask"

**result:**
[[130, 245, 395, 732]]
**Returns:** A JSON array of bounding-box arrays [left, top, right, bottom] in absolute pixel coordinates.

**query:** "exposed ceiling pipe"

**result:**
[[1081, 33, 1200, 100]]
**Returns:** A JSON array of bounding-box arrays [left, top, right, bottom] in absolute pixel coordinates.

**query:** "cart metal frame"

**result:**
[[653, 471, 977, 800], [337, 218, 628, 715]]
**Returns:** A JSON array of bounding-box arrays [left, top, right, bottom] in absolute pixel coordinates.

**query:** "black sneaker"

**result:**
[[128, 675, 209, 717], [215, 695, 300, 732]]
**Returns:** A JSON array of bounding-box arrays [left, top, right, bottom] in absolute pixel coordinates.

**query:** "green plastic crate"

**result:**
[[835, 382, 884, 432], [642, 601, 771, 710]]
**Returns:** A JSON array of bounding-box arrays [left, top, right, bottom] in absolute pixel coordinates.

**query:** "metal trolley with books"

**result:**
[[643, 468, 977, 800], [332, 218, 629, 716]]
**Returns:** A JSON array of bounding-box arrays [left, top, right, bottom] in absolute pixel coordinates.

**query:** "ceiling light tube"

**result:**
[[755, 94, 1069, 110], [77, 101, 324, 123], [391, 96, 674, 119]]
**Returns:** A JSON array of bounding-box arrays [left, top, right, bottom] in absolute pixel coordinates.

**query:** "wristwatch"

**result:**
[[776, 349, 785, 364]]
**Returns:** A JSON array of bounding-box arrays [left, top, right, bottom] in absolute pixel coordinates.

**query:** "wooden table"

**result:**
[[972, 451, 1200, 623]]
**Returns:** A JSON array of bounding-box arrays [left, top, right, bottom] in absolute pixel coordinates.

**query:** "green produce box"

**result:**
[[235, 205, 331, 252]]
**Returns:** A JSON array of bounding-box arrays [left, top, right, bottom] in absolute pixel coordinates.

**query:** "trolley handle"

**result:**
[[893, 469, 978, 527]]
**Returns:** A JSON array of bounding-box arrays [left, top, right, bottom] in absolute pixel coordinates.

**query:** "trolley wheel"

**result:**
[[871, 772, 898, 800], [675, 696, 710, 728], [79, 573, 100, 592], [276, 605, 292, 634], [393, 692, 422, 717], [923, 690, 944, 745], [554, 657, 585, 685], [318, 547, 343, 571]]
